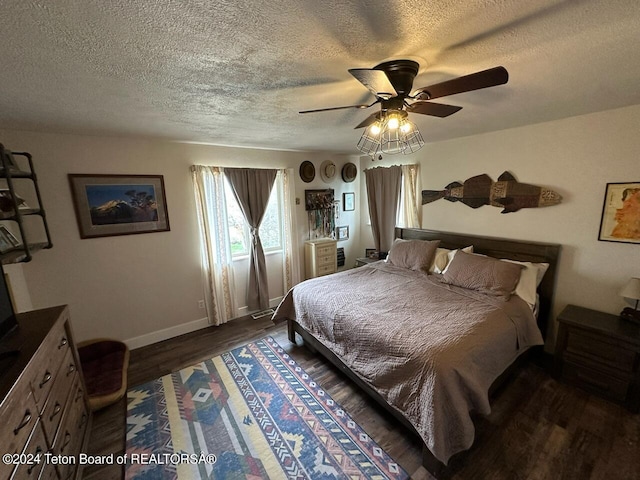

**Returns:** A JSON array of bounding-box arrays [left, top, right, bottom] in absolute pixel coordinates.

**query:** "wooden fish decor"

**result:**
[[421, 171, 562, 213]]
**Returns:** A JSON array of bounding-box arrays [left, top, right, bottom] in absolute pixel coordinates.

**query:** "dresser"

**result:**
[[554, 304, 640, 412], [0, 305, 91, 480], [304, 238, 337, 279]]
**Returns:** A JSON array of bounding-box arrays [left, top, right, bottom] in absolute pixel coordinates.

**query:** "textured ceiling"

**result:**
[[1, 0, 639, 154]]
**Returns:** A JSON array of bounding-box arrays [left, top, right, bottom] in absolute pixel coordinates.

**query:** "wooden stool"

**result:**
[[77, 338, 130, 411]]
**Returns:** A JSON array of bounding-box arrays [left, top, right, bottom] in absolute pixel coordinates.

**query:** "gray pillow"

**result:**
[[387, 238, 440, 273], [441, 251, 523, 300]]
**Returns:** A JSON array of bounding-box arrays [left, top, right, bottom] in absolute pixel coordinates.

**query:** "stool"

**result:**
[[77, 338, 130, 411]]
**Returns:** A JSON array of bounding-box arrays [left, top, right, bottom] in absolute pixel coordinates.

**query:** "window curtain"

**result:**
[[225, 168, 278, 311], [364, 165, 402, 255], [280, 168, 301, 291], [191, 165, 238, 326], [399, 164, 421, 228]]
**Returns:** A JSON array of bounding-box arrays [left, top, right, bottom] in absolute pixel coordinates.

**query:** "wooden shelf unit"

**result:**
[[0, 143, 52, 263]]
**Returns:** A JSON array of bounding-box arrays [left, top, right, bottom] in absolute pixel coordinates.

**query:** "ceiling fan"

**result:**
[[299, 60, 509, 155]]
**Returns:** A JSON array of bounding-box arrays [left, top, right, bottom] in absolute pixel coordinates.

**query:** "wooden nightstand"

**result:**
[[554, 305, 640, 412], [355, 257, 378, 267]]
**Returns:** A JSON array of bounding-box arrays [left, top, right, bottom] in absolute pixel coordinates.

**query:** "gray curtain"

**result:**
[[365, 166, 402, 256], [225, 168, 277, 311]]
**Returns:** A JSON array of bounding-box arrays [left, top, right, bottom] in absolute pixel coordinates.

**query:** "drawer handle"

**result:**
[[58, 337, 68, 349], [27, 446, 43, 474], [576, 372, 610, 391], [60, 431, 72, 453], [79, 413, 88, 429], [13, 409, 32, 434], [75, 389, 84, 403], [49, 402, 62, 421], [67, 363, 76, 376], [39, 371, 52, 388]]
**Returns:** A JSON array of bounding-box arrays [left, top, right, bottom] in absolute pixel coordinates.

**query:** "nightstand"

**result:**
[[554, 305, 640, 412], [355, 257, 378, 267]]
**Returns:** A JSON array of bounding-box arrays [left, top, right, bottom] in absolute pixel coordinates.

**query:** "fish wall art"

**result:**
[[422, 171, 562, 213]]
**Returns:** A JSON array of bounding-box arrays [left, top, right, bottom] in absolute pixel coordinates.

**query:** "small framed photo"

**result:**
[[598, 182, 640, 244], [336, 225, 349, 241], [68, 174, 170, 239], [343, 192, 355, 211], [365, 248, 378, 259], [0, 225, 21, 253]]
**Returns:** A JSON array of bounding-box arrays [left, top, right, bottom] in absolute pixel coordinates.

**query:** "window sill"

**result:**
[[232, 249, 283, 261]]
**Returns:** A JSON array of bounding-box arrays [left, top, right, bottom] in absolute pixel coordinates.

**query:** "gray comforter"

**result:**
[[272, 261, 543, 464]]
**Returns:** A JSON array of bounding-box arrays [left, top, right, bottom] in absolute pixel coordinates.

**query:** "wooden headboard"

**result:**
[[395, 228, 561, 340]]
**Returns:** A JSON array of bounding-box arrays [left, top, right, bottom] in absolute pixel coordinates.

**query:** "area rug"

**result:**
[[126, 336, 408, 480]]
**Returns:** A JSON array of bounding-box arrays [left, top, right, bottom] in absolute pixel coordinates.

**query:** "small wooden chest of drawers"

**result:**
[[554, 304, 640, 412], [0, 305, 91, 480], [304, 238, 337, 279]]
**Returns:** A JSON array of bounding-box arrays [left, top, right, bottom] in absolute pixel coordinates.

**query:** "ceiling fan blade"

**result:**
[[406, 101, 462, 118], [299, 103, 373, 114], [348, 68, 398, 99], [413, 66, 508, 100], [354, 112, 381, 129]]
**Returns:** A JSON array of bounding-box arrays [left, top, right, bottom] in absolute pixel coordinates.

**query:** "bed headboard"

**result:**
[[395, 228, 561, 340]]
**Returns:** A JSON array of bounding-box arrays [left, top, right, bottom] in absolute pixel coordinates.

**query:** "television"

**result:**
[[0, 263, 18, 339]]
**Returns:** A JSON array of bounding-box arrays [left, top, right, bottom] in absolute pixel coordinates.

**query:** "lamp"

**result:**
[[619, 277, 640, 324], [357, 110, 424, 158]]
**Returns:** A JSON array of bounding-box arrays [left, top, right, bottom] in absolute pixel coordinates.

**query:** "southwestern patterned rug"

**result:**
[[125, 336, 408, 479]]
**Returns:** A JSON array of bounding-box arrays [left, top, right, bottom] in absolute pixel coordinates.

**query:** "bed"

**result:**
[[273, 228, 560, 478]]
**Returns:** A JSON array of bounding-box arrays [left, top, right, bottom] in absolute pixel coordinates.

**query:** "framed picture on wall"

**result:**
[[336, 225, 349, 241], [598, 182, 640, 244], [343, 192, 355, 211], [68, 174, 170, 239]]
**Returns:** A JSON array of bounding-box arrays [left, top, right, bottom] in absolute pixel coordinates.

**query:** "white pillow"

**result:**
[[431, 246, 474, 274], [501, 260, 549, 308]]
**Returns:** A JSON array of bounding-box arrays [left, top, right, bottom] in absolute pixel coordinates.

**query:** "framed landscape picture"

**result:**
[[598, 182, 640, 244], [68, 174, 170, 239]]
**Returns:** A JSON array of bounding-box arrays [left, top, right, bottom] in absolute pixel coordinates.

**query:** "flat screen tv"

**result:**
[[0, 263, 18, 339]]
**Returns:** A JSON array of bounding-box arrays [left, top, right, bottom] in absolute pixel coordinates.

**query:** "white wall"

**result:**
[[0, 130, 360, 346], [359, 104, 640, 346]]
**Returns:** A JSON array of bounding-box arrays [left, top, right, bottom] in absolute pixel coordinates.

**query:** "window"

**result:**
[[224, 174, 283, 257]]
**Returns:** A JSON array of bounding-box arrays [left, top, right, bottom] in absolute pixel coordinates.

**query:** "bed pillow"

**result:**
[[501, 260, 549, 308], [387, 238, 440, 272], [441, 251, 523, 300], [430, 246, 474, 274]]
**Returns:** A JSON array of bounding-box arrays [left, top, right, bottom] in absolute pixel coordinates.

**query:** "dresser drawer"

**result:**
[[41, 348, 78, 444], [28, 319, 72, 409], [316, 245, 335, 257], [52, 381, 88, 480], [563, 360, 630, 402], [317, 264, 336, 276], [9, 419, 48, 480], [0, 387, 39, 478], [316, 253, 336, 267], [566, 329, 637, 372]]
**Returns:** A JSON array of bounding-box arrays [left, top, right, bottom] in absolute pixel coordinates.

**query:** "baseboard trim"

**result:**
[[124, 316, 210, 350]]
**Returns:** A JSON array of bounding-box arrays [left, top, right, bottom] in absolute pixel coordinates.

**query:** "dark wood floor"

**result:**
[[84, 316, 640, 480]]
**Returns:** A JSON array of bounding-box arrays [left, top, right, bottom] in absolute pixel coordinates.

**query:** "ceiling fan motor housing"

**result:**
[[373, 60, 419, 97]]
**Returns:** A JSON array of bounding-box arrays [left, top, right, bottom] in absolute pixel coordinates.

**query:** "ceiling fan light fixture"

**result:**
[[356, 111, 424, 157]]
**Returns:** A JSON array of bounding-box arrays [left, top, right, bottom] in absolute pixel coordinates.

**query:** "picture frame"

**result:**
[[365, 248, 378, 259], [343, 192, 355, 211], [0, 225, 20, 253], [336, 225, 349, 241], [68, 174, 170, 239], [598, 182, 640, 244]]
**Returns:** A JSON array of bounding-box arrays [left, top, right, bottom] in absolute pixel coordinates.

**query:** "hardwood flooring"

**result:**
[[84, 316, 640, 480]]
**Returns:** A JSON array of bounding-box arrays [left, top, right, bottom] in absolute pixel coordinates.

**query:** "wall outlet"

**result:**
[[198, 300, 205, 309]]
